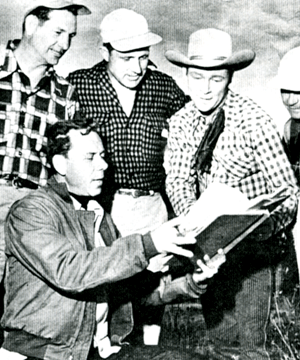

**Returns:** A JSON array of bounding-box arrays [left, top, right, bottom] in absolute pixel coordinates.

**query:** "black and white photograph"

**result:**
[[0, 1, 300, 359]]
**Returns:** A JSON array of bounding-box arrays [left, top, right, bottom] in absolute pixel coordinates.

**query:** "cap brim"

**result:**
[[24, 2, 91, 18], [165, 49, 255, 71], [111, 32, 162, 52]]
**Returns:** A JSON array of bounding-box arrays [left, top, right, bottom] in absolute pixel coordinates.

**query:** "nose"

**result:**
[[285, 93, 299, 106], [200, 78, 211, 94], [95, 155, 108, 172], [58, 33, 71, 51], [131, 58, 142, 74]]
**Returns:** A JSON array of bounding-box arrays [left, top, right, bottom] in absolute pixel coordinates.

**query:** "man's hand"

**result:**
[[147, 253, 173, 273], [192, 249, 226, 284], [150, 217, 196, 258]]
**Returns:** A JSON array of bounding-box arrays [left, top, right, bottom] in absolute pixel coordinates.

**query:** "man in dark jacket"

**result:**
[[0, 119, 225, 360]]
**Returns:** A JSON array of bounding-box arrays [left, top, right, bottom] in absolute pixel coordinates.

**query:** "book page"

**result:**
[[179, 183, 251, 234]]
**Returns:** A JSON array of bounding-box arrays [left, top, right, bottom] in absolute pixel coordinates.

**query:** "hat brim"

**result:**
[[111, 32, 162, 52], [24, 2, 91, 18], [165, 49, 255, 71]]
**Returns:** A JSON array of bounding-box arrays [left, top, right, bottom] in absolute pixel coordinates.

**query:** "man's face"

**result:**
[[106, 47, 150, 89], [187, 68, 231, 115], [281, 90, 300, 120], [64, 130, 108, 197], [30, 9, 77, 66]]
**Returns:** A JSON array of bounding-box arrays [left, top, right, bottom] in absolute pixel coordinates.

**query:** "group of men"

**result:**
[[0, 1, 299, 360]]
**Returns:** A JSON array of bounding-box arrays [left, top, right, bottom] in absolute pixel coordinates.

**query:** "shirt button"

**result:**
[[18, 150, 22, 156]]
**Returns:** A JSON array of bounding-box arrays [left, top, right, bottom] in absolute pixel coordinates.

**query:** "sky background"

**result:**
[[1, 0, 300, 132]]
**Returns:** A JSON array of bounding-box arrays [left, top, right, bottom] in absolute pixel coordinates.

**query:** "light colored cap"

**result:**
[[24, 0, 91, 18], [100, 8, 162, 52], [165, 28, 255, 71], [278, 46, 300, 91]]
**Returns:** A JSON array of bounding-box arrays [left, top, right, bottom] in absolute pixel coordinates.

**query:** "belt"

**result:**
[[116, 189, 156, 198], [0, 175, 38, 189]]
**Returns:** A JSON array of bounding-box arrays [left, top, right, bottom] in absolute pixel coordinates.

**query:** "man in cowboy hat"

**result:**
[[67, 8, 189, 345], [0, 0, 90, 349], [164, 28, 298, 360]]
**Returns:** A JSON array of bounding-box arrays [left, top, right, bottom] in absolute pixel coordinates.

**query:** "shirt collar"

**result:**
[[1, 39, 54, 78]]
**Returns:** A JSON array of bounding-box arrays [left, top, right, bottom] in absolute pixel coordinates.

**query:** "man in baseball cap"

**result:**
[[164, 28, 298, 360], [0, 0, 90, 356], [68, 8, 189, 346]]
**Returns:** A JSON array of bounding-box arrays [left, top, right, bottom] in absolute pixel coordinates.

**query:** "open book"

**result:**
[[168, 183, 289, 272]]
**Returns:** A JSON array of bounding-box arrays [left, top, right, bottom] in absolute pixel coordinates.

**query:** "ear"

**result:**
[[100, 46, 110, 62], [24, 15, 39, 37], [52, 154, 67, 176]]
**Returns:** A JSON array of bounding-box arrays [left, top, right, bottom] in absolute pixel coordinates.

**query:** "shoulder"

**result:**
[[146, 67, 179, 86], [169, 100, 196, 122], [225, 90, 274, 131], [68, 61, 106, 83]]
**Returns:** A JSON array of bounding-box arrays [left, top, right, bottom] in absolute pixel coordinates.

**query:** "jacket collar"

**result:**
[[47, 177, 73, 205]]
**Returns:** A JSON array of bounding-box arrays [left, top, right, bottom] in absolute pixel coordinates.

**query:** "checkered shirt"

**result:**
[[0, 40, 79, 186], [165, 90, 299, 234], [68, 61, 188, 191]]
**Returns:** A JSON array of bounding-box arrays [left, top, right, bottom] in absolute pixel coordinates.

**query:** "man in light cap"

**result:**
[[164, 28, 298, 360], [68, 8, 189, 345], [278, 46, 300, 284], [68, 8, 188, 235], [0, 0, 90, 351]]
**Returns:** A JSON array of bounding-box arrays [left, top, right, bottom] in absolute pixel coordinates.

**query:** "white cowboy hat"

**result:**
[[24, 0, 91, 18], [165, 28, 255, 71], [278, 46, 300, 92], [100, 8, 162, 52]]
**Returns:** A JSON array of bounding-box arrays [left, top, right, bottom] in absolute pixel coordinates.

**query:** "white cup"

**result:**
[[143, 324, 161, 345]]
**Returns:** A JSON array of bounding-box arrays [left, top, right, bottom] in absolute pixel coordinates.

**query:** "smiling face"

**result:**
[[105, 47, 150, 89], [29, 9, 77, 66], [281, 90, 300, 120], [64, 130, 108, 197], [187, 67, 231, 115]]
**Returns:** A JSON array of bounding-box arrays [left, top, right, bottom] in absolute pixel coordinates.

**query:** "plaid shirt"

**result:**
[[165, 90, 299, 234], [0, 40, 79, 186], [68, 61, 188, 191]]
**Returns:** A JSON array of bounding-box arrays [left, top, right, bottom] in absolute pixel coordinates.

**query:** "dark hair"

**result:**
[[47, 118, 96, 175], [22, 6, 78, 33]]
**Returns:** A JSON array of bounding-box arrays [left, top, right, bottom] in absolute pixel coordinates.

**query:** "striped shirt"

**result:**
[[0, 40, 79, 186], [165, 90, 298, 234], [68, 61, 188, 191]]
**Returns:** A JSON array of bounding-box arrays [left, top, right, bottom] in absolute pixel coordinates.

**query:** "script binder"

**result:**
[[167, 184, 289, 271]]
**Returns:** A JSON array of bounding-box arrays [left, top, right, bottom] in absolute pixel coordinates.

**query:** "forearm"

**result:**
[[6, 204, 151, 294], [143, 273, 207, 306]]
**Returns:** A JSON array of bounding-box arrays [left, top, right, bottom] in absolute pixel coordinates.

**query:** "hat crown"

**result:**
[[278, 46, 300, 91], [100, 9, 150, 44], [188, 29, 232, 65]]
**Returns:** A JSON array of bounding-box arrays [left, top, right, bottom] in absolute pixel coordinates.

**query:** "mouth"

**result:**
[[51, 49, 64, 58], [127, 75, 141, 81]]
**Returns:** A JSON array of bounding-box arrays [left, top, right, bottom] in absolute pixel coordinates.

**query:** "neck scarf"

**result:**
[[195, 108, 225, 174]]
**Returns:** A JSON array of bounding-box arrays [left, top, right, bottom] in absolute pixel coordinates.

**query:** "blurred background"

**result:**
[[2, 0, 300, 132]]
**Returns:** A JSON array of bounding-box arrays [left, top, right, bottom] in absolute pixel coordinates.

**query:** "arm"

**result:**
[[143, 251, 226, 306], [5, 196, 150, 294], [251, 120, 299, 234], [5, 194, 196, 294], [165, 110, 199, 216]]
